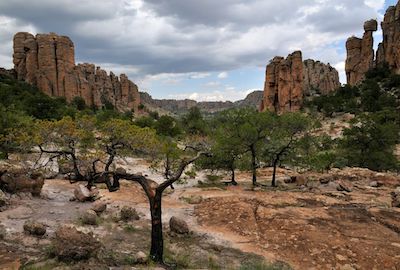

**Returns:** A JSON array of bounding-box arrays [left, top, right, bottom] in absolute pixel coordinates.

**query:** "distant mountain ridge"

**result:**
[[140, 90, 263, 114]]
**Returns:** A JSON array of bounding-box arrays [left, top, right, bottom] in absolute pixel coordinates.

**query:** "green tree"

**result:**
[[181, 107, 208, 135]]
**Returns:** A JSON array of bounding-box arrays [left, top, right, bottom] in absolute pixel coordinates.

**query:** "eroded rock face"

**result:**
[[303, 59, 340, 96], [0, 169, 44, 196], [378, 2, 400, 73], [261, 52, 340, 113], [13, 32, 140, 112], [345, 20, 378, 86]]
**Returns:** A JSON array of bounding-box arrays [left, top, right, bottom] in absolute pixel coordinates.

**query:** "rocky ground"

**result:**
[[0, 163, 399, 270]]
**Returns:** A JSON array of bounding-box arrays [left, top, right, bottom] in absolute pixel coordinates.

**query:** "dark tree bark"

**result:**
[[149, 189, 163, 262], [250, 145, 257, 186]]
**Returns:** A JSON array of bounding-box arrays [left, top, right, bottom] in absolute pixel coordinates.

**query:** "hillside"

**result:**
[[140, 90, 263, 115]]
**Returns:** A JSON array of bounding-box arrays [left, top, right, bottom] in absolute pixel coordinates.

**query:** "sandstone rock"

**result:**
[[74, 185, 99, 202], [13, 32, 140, 112], [345, 20, 377, 86], [23, 220, 46, 236], [91, 201, 107, 214], [169, 216, 189, 234], [120, 206, 140, 221], [369, 181, 381, 188], [262, 51, 303, 113], [337, 181, 352, 193], [74, 185, 91, 202], [0, 169, 44, 196], [378, 3, 400, 73], [261, 51, 340, 113], [53, 225, 101, 261], [80, 210, 98, 225], [135, 251, 147, 263], [303, 59, 340, 96]]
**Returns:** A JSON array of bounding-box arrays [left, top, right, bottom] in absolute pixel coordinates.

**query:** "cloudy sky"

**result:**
[[0, 0, 397, 101]]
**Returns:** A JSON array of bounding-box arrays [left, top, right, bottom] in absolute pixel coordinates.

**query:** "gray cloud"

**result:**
[[0, 0, 386, 82]]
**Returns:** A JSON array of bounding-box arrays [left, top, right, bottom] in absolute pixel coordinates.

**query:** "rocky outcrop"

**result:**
[[261, 51, 304, 113], [13, 32, 140, 112], [345, 20, 378, 85], [303, 59, 340, 96], [377, 2, 400, 73], [140, 90, 263, 115], [261, 51, 339, 113]]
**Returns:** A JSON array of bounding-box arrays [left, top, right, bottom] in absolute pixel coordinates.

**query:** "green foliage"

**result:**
[[155, 115, 182, 137], [340, 113, 400, 171], [181, 107, 208, 135], [71, 96, 87, 111]]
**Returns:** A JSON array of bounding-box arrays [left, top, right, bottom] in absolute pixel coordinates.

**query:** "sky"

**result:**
[[0, 0, 398, 101]]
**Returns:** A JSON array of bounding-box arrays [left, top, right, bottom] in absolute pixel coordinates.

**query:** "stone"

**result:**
[[13, 32, 140, 112], [120, 206, 140, 221], [74, 185, 91, 202], [0, 224, 6, 239], [337, 181, 352, 193], [23, 220, 46, 236], [135, 251, 147, 263], [74, 185, 99, 202], [53, 225, 101, 261], [261, 51, 340, 113], [169, 216, 189, 234], [0, 169, 44, 196], [369, 181, 380, 188], [91, 201, 107, 214], [80, 210, 98, 225], [319, 178, 330, 185]]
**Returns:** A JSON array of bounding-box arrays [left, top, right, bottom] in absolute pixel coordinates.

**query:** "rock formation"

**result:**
[[345, 20, 378, 86], [303, 59, 340, 96], [345, 1, 400, 85], [377, 2, 400, 73], [13, 32, 140, 112], [261, 51, 340, 113]]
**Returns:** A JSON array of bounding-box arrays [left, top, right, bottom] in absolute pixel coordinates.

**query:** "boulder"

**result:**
[[169, 216, 189, 234], [53, 225, 101, 261], [369, 181, 381, 188], [182, 195, 203, 204], [80, 210, 98, 225], [74, 185, 99, 202], [0, 170, 44, 196], [23, 220, 46, 236], [120, 206, 140, 221], [91, 201, 107, 214]]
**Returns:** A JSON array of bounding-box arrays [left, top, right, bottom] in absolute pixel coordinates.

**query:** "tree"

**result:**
[[155, 115, 182, 137], [262, 113, 312, 186], [340, 113, 400, 171], [181, 107, 208, 135], [11, 116, 209, 264]]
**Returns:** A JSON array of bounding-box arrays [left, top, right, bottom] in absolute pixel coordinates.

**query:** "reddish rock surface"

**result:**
[[378, 2, 400, 73], [261, 52, 340, 113], [345, 20, 377, 86], [13, 32, 140, 112]]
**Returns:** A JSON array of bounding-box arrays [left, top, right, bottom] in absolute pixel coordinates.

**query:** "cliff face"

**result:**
[[13, 32, 140, 112], [378, 2, 400, 73], [345, 20, 378, 85], [261, 51, 340, 113], [303, 59, 340, 96]]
